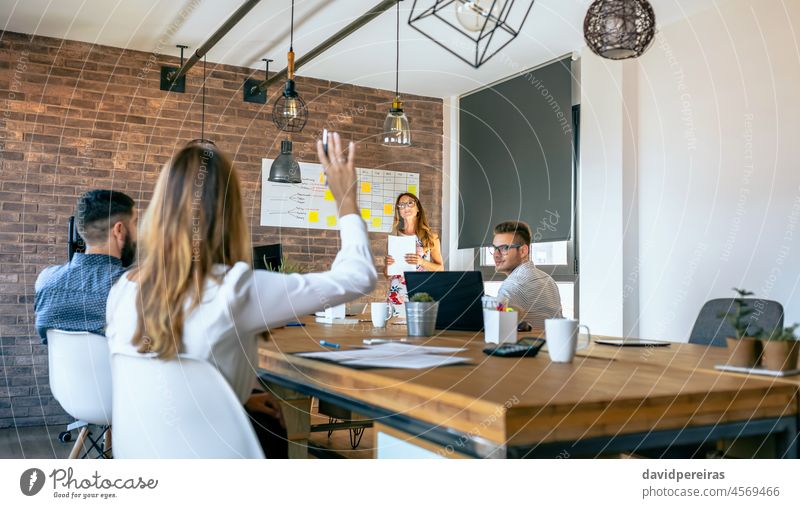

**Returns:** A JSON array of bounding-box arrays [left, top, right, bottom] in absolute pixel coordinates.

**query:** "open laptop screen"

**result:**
[[404, 271, 485, 332]]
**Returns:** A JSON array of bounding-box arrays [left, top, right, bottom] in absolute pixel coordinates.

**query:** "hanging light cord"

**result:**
[[290, 0, 294, 52], [202, 55, 206, 140], [394, 0, 399, 97]]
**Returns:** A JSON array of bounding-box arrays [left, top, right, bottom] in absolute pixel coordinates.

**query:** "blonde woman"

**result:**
[[385, 192, 443, 306], [106, 133, 376, 457]]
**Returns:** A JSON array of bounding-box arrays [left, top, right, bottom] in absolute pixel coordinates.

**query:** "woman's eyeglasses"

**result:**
[[488, 244, 521, 255], [396, 201, 416, 209]]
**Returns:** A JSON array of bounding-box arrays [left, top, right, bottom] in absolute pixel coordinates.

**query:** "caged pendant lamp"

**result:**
[[382, 0, 411, 147], [272, 0, 308, 133], [268, 139, 302, 183]]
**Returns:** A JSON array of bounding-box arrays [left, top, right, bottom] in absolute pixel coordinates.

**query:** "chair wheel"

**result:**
[[58, 431, 72, 443]]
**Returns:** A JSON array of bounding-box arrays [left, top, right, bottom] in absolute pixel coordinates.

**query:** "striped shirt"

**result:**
[[497, 261, 562, 330]]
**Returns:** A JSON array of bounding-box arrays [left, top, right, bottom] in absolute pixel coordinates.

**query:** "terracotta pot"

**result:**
[[760, 340, 800, 372], [725, 337, 762, 368]]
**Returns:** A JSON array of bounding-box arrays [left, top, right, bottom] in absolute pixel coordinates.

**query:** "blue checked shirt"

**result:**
[[34, 253, 126, 342]]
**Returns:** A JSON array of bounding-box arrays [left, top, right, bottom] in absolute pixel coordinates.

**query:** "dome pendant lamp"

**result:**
[[268, 139, 302, 183]]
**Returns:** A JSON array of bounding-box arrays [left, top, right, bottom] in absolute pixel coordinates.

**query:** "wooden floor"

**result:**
[[0, 411, 375, 460], [308, 411, 374, 459]]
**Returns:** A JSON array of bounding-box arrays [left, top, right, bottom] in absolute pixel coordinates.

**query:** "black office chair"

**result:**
[[688, 298, 784, 347]]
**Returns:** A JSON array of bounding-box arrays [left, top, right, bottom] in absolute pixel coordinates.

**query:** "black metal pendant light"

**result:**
[[408, 1, 536, 69], [268, 139, 302, 183], [272, 0, 308, 132], [583, 0, 656, 60], [382, 0, 411, 147]]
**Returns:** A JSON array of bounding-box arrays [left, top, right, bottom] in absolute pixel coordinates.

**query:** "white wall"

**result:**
[[443, 95, 477, 271], [581, 0, 800, 340]]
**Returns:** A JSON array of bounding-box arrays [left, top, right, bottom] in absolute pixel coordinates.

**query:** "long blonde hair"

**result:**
[[390, 192, 435, 250], [131, 141, 251, 358]]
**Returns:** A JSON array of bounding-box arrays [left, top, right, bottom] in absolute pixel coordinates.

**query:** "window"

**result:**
[[480, 241, 576, 319]]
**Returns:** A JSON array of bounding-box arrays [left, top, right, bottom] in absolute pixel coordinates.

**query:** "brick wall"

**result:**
[[0, 31, 443, 428]]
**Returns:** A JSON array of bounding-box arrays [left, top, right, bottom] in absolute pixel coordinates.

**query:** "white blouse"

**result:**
[[106, 214, 377, 404]]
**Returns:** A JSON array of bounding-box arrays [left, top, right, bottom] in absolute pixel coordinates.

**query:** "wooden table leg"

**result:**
[[264, 382, 311, 459]]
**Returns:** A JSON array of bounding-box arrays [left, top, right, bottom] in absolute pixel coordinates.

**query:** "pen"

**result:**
[[363, 338, 405, 345], [319, 340, 340, 349], [286, 321, 305, 327]]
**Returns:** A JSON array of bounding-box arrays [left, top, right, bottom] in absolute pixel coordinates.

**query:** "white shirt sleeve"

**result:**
[[231, 214, 377, 335]]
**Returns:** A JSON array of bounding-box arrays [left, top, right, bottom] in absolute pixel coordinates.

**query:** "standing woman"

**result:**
[[106, 133, 376, 457], [385, 192, 443, 307]]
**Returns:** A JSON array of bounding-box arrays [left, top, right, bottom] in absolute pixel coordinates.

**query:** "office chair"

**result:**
[[689, 298, 784, 347], [46, 330, 113, 459], [111, 354, 265, 458]]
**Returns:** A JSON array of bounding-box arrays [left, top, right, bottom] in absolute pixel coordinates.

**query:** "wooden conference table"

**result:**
[[258, 319, 799, 458]]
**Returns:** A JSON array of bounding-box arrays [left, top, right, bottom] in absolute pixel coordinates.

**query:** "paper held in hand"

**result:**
[[387, 235, 418, 276]]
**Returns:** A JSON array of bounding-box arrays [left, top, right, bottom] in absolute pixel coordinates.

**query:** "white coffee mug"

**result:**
[[371, 302, 393, 328], [545, 318, 591, 363]]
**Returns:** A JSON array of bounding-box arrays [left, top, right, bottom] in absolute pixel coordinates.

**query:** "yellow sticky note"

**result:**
[[324, 189, 334, 201], [372, 217, 382, 228], [408, 184, 417, 194], [361, 182, 371, 193], [319, 172, 326, 183], [361, 208, 371, 220], [384, 204, 393, 215], [326, 215, 337, 227], [308, 211, 319, 223]]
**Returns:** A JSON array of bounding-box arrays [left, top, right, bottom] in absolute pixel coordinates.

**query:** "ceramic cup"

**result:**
[[371, 302, 393, 328], [545, 318, 591, 363]]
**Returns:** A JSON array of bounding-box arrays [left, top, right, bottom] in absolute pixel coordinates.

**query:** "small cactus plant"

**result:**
[[409, 292, 435, 303]]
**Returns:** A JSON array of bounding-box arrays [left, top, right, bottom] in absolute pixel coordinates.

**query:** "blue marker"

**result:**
[[286, 322, 305, 327], [319, 340, 340, 349]]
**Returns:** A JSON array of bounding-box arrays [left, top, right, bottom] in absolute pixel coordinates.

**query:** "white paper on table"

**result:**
[[387, 235, 418, 276], [340, 354, 470, 369], [368, 343, 466, 354]]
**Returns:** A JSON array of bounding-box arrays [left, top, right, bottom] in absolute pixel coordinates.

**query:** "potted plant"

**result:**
[[266, 255, 307, 274], [760, 324, 800, 372], [720, 288, 763, 368], [406, 292, 439, 337]]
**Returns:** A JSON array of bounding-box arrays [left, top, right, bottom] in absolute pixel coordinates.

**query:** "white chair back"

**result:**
[[111, 354, 264, 459], [46, 330, 113, 426]]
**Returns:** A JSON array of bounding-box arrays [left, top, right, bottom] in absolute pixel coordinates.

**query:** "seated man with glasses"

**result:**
[[490, 221, 562, 331]]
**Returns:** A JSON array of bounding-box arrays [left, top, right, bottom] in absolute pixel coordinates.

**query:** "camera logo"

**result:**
[[20, 468, 46, 496]]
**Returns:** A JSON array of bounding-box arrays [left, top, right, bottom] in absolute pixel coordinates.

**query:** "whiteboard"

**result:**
[[260, 159, 420, 233]]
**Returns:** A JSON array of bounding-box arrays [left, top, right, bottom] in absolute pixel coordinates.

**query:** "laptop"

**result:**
[[404, 271, 485, 332]]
